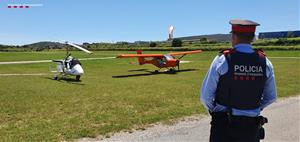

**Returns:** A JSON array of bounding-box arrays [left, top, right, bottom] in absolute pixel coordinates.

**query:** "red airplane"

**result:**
[[117, 50, 202, 73]]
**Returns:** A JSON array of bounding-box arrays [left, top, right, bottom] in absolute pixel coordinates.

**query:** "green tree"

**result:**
[[149, 42, 157, 47], [171, 38, 182, 47], [200, 37, 208, 42]]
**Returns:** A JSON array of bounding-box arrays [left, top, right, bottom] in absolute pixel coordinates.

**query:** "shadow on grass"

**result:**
[[42, 77, 85, 85], [112, 69, 198, 78], [128, 69, 149, 72]]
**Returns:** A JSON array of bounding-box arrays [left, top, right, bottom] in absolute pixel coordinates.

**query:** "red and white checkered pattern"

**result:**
[[7, 4, 43, 9]]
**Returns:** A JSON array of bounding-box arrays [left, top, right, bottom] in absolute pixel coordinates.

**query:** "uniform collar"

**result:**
[[234, 44, 254, 53]]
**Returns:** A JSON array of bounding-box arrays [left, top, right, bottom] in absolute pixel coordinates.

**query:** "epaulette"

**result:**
[[218, 48, 235, 56], [255, 48, 266, 57]]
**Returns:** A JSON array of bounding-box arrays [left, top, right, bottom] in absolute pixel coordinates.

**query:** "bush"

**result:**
[[200, 37, 208, 42], [275, 38, 288, 45], [149, 42, 157, 47], [172, 38, 182, 47]]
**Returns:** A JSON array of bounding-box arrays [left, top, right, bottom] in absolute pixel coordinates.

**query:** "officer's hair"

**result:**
[[233, 32, 255, 43]]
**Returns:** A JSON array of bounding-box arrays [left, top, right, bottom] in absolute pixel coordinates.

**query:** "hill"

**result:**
[[22, 41, 65, 51], [176, 34, 231, 42]]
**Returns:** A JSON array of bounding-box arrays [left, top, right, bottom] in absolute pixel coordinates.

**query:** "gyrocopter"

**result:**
[[52, 42, 92, 81]]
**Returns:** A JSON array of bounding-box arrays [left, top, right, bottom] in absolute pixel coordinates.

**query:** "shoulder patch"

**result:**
[[255, 48, 266, 57], [219, 48, 235, 56]]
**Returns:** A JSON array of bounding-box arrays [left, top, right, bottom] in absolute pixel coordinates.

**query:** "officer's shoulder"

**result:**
[[254, 48, 267, 57], [213, 50, 228, 64], [218, 48, 235, 56]]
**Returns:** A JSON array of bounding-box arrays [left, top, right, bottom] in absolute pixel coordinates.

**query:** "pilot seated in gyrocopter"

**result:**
[[52, 53, 84, 81], [52, 42, 92, 81]]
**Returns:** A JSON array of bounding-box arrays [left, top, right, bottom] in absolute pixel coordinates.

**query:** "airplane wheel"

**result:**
[[76, 75, 81, 81], [53, 76, 58, 80], [169, 68, 176, 74], [154, 70, 159, 74]]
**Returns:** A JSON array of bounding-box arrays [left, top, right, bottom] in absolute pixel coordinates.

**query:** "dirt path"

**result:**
[[0, 57, 116, 65], [79, 96, 300, 142]]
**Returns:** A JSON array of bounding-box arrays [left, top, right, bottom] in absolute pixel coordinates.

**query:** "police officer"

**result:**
[[200, 19, 277, 142]]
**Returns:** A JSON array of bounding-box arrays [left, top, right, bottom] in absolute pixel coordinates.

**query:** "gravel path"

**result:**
[[79, 96, 300, 142]]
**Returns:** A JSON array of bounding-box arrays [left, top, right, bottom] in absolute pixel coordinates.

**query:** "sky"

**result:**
[[0, 0, 299, 45]]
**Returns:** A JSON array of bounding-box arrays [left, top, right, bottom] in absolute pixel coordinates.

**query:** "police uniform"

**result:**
[[200, 19, 277, 142]]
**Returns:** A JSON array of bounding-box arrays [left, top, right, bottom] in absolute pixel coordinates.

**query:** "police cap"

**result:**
[[230, 19, 260, 33]]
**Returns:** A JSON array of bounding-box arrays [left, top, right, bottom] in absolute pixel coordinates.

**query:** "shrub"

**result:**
[[172, 38, 182, 47], [200, 37, 208, 42], [149, 42, 157, 47]]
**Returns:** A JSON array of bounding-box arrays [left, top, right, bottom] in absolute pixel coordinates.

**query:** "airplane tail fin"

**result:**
[[137, 50, 145, 65]]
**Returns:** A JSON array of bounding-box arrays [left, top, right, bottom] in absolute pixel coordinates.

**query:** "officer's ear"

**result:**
[[231, 33, 239, 46], [231, 32, 237, 40]]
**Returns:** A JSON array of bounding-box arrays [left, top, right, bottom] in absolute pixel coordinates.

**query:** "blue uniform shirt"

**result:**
[[200, 44, 277, 117]]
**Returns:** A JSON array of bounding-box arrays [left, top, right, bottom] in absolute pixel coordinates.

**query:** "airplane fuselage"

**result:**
[[142, 55, 179, 69]]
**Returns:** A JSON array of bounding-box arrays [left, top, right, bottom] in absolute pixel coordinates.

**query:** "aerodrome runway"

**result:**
[[1, 56, 299, 65], [92, 96, 300, 142], [0, 57, 116, 65]]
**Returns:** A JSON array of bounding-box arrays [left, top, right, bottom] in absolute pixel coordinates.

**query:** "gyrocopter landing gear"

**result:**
[[75, 75, 81, 81], [52, 74, 59, 80], [53, 76, 58, 80]]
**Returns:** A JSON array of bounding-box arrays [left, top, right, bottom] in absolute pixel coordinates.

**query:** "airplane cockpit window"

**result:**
[[164, 55, 174, 60]]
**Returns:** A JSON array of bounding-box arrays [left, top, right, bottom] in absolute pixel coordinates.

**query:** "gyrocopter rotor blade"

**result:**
[[66, 42, 92, 54]]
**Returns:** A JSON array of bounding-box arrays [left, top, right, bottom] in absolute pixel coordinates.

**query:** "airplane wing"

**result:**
[[168, 50, 202, 56], [117, 54, 164, 58]]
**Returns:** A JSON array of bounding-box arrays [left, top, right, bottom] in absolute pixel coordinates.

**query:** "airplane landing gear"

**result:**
[[168, 68, 176, 74]]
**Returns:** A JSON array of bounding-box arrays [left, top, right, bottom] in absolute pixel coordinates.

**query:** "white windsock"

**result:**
[[169, 25, 174, 34], [66, 42, 92, 54]]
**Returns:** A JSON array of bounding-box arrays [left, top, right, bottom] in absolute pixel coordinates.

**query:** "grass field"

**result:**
[[0, 50, 299, 141]]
